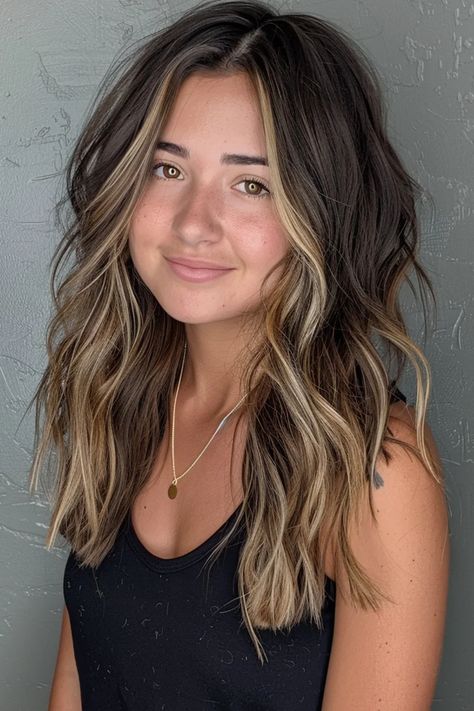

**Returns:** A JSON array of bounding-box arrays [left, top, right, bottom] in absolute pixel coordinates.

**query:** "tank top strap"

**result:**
[[389, 382, 407, 403]]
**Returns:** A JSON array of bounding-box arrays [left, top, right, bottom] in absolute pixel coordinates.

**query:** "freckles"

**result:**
[[138, 209, 154, 225], [133, 197, 163, 226], [146, 204, 163, 225]]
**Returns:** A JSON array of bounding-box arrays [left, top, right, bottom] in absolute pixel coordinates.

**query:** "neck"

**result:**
[[176, 320, 258, 418]]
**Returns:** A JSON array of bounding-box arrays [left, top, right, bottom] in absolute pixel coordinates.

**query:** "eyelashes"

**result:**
[[151, 161, 271, 199]]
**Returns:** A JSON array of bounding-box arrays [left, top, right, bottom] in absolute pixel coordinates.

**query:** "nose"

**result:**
[[172, 179, 222, 246]]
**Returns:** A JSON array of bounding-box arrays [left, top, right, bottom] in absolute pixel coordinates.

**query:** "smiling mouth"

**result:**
[[166, 257, 233, 270], [165, 258, 234, 283]]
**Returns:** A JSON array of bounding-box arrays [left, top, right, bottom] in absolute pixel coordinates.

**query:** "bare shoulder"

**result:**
[[373, 398, 442, 482], [322, 402, 450, 711]]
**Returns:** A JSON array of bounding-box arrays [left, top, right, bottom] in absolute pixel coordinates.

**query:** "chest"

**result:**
[[130, 415, 336, 580], [131, 414, 246, 559]]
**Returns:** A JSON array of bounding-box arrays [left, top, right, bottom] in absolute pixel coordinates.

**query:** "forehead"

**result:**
[[159, 72, 265, 150]]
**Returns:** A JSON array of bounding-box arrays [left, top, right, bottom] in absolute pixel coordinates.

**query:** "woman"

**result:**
[[29, 1, 450, 709]]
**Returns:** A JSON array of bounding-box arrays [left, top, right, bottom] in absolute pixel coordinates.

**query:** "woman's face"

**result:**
[[129, 71, 289, 326]]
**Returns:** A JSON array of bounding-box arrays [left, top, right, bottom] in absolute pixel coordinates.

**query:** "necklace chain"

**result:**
[[167, 342, 248, 499]]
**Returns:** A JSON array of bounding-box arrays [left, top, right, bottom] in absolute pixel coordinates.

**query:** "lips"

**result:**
[[165, 257, 234, 283], [166, 256, 232, 270]]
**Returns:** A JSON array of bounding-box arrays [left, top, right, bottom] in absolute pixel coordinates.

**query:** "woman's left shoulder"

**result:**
[[375, 399, 449, 555], [321, 400, 450, 710], [383, 398, 446, 487], [363, 400, 450, 598], [346, 399, 450, 594]]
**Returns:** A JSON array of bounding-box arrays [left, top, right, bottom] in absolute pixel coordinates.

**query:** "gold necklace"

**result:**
[[167, 342, 248, 499]]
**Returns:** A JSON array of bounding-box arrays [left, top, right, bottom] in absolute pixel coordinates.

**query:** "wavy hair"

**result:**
[[28, 0, 444, 664]]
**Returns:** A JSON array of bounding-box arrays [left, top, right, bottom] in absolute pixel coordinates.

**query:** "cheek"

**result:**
[[129, 200, 168, 265], [130, 198, 164, 237], [244, 218, 289, 267]]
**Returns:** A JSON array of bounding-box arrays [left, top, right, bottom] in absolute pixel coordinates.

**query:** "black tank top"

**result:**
[[63, 386, 406, 710]]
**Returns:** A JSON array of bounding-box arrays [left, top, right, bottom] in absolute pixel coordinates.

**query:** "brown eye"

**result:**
[[236, 178, 271, 199], [151, 162, 183, 180], [246, 181, 263, 195]]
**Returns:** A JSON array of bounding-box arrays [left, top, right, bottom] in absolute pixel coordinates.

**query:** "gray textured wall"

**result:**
[[1, 1, 472, 709]]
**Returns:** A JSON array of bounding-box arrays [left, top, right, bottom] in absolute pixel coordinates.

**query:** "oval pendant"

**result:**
[[168, 482, 178, 499]]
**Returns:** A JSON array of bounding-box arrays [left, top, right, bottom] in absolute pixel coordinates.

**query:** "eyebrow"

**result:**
[[156, 140, 268, 167]]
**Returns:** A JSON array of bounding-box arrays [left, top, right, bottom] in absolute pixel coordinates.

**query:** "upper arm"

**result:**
[[48, 605, 82, 711], [322, 403, 450, 711]]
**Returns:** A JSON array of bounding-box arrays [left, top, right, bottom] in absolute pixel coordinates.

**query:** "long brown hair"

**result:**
[[28, 0, 444, 663]]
